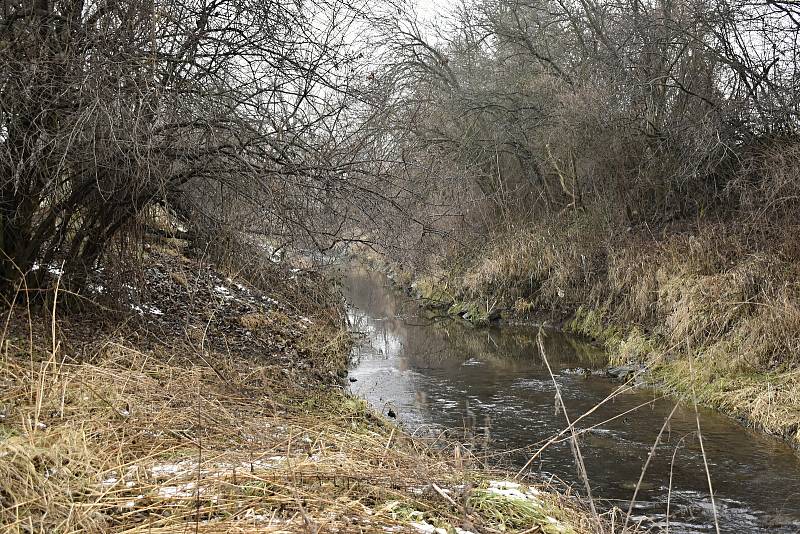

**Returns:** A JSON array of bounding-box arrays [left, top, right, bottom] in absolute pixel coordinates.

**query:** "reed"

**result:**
[[0, 263, 608, 533]]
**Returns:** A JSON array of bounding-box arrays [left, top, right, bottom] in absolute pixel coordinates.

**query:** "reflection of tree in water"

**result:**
[[344, 267, 607, 372], [344, 267, 602, 449], [423, 324, 608, 370]]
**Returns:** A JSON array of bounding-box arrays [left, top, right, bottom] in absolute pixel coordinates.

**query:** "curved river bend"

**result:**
[[343, 269, 800, 534]]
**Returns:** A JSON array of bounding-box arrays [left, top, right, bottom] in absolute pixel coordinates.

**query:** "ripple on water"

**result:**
[[344, 270, 800, 534], [510, 377, 556, 391], [434, 398, 460, 409], [624, 490, 800, 534]]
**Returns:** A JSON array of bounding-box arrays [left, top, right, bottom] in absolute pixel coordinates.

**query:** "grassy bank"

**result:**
[[0, 244, 604, 533], [405, 218, 800, 447]]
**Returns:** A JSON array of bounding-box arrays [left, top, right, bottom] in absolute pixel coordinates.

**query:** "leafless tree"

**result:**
[[0, 0, 414, 293], [368, 0, 800, 242]]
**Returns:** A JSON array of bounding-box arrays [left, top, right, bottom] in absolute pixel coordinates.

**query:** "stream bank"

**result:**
[[382, 221, 800, 451], [344, 268, 800, 533], [0, 242, 600, 534]]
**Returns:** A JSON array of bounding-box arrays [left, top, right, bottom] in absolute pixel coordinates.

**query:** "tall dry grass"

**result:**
[[0, 268, 608, 533], [413, 211, 800, 444]]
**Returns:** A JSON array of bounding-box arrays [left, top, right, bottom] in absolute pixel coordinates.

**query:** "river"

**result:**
[[343, 268, 800, 533]]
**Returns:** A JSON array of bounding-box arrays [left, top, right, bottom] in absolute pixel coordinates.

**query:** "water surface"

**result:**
[[344, 269, 800, 533]]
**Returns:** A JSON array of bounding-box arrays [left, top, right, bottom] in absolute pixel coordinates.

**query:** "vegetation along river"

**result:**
[[343, 269, 800, 534]]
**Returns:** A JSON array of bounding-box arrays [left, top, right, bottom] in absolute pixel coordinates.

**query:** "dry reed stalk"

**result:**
[[0, 315, 605, 533], [534, 329, 601, 529], [687, 337, 721, 534], [622, 403, 679, 531]]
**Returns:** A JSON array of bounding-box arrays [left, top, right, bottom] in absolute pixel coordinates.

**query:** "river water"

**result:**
[[343, 269, 800, 533]]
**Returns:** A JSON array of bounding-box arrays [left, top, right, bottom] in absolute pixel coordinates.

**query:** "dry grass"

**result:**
[[0, 290, 604, 534], [653, 361, 800, 443], [412, 217, 800, 446], [238, 312, 271, 330]]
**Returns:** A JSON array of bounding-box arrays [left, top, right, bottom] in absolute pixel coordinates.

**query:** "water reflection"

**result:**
[[344, 268, 800, 534]]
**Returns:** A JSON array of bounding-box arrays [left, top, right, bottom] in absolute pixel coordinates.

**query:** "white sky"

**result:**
[[415, 0, 443, 20]]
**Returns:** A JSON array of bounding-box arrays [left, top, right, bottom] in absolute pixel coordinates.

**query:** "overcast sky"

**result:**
[[415, 0, 441, 20], [414, 0, 449, 24]]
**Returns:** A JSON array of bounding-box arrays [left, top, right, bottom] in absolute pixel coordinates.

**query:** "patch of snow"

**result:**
[[240, 456, 285, 470], [131, 304, 164, 316], [158, 481, 196, 498], [546, 516, 568, 533], [241, 509, 274, 522], [30, 262, 64, 276], [214, 285, 230, 294], [489, 480, 521, 489], [151, 461, 193, 478], [488, 486, 532, 500], [122, 495, 144, 508], [89, 284, 105, 294], [487, 480, 543, 505], [410, 521, 447, 534]]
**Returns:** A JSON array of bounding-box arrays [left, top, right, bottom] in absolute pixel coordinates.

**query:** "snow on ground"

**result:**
[[131, 304, 164, 315], [410, 521, 448, 534]]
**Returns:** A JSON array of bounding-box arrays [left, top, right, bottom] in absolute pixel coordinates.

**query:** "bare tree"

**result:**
[[369, 0, 800, 239], [0, 0, 404, 292]]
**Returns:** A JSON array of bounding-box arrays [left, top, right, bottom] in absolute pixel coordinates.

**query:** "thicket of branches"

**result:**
[[5, 0, 800, 297], [0, 0, 416, 294], [371, 0, 800, 242]]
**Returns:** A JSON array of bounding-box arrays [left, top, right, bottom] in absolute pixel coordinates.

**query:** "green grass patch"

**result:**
[[468, 482, 574, 533]]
